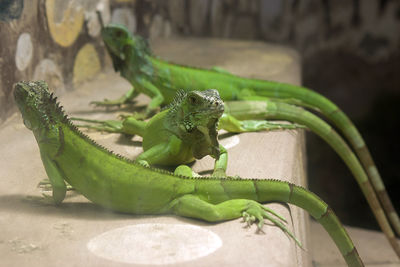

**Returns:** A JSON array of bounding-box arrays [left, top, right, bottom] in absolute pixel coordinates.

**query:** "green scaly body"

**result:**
[[95, 24, 400, 246], [15, 80, 364, 267]]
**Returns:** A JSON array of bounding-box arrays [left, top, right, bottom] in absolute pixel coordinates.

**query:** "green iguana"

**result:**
[[14, 80, 365, 266], [91, 24, 400, 242], [74, 89, 304, 176], [108, 89, 228, 177]]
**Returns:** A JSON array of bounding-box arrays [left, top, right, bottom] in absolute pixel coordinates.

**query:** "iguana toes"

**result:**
[[15, 81, 364, 266], [94, 24, 399, 237]]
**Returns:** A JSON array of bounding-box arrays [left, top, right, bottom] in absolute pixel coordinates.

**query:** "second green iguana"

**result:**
[[75, 89, 304, 176]]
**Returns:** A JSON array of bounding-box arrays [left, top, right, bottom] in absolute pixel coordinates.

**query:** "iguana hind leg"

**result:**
[[167, 194, 301, 247], [138, 79, 165, 117]]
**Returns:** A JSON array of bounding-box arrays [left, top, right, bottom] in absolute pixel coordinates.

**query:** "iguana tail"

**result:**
[[183, 178, 364, 266], [250, 82, 400, 237], [256, 179, 363, 267], [224, 100, 400, 257]]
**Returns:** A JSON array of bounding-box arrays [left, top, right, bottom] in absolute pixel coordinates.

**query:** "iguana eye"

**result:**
[[188, 96, 197, 104]]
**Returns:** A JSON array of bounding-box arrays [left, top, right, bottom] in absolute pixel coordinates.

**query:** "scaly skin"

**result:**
[[94, 24, 400, 239], [14, 80, 364, 266]]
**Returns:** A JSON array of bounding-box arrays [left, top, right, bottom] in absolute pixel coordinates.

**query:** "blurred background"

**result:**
[[0, 0, 399, 230]]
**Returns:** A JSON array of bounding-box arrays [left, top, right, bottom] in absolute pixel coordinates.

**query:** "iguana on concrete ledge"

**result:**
[[91, 24, 400, 244], [14, 80, 364, 266], [87, 89, 228, 176], [74, 89, 304, 176]]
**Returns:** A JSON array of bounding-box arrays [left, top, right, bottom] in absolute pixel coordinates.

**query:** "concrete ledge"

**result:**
[[0, 38, 309, 266]]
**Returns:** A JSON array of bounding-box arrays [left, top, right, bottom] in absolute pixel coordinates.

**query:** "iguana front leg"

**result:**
[[39, 151, 67, 205], [91, 87, 139, 106], [212, 145, 227, 177], [72, 116, 146, 136], [137, 79, 165, 116], [92, 79, 165, 117]]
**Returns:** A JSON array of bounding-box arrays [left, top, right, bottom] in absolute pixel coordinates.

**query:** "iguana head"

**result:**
[[101, 24, 150, 71], [167, 89, 225, 159], [178, 89, 224, 132], [14, 81, 63, 132]]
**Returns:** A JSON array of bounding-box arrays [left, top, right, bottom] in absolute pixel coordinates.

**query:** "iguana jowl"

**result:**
[[14, 80, 364, 267]]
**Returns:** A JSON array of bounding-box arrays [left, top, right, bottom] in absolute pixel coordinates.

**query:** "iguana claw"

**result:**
[[241, 202, 302, 248]]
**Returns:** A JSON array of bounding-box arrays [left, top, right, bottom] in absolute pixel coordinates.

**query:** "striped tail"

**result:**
[[254, 81, 400, 238], [253, 179, 364, 267], [225, 100, 400, 257], [329, 106, 400, 237]]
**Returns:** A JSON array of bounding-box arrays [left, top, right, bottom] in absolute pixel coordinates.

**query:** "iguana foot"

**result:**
[[91, 88, 138, 107], [90, 96, 135, 107], [242, 202, 302, 248], [40, 192, 59, 205], [38, 178, 74, 191]]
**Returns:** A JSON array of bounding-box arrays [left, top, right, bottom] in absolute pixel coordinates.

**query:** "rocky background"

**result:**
[[1, 0, 399, 230]]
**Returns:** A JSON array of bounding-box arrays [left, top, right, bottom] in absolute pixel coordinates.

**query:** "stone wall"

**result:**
[[0, 0, 103, 122], [133, 0, 400, 62]]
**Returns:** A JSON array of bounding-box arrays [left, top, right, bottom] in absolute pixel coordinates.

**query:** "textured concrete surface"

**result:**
[[0, 38, 310, 266], [310, 221, 399, 266]]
